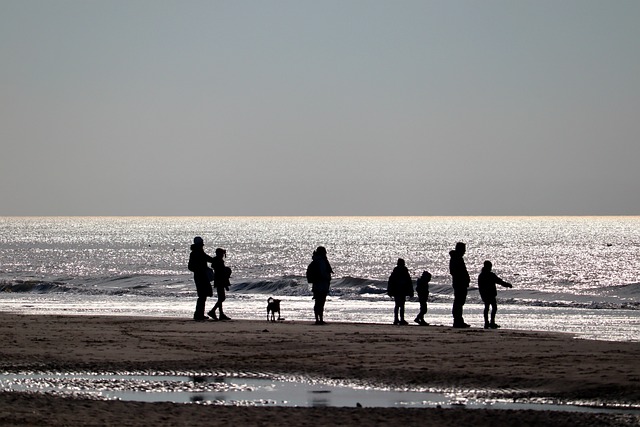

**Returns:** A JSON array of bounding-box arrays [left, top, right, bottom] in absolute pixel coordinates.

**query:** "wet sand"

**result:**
[[0, 313, 639, 426]]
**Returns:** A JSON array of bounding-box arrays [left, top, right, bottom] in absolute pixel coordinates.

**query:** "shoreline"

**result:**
[[2, 293, 638, 343], [1, 312, 639, 426]]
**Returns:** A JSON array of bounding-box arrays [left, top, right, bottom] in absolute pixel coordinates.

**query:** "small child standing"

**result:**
[[414, 271, 431, 326]]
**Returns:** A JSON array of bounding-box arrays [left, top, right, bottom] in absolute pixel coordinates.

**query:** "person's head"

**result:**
[[455, 242, 466, 255], [193, 236, 204, 247], [315, 246, 327, 256], [215, 248, 226, 257], [483, 260, 492, 271], [422, 271, 432, 282], [397, 258, 405, 267]]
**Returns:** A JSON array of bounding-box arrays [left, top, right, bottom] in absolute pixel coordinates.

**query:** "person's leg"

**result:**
[[415, 300, 426, 324], [453, 288, 469, 327], [217, 287, 229, 320], [209, 296, 219, 319], [399, 300, 405, 322], [459, 288, 467, 325], [490, 300, 498, 327], [211, 287, 223, 314], [313, 293, 320, 322], [394, 297, 401, 324], [194, 295, 206, 320], [452, 289, 463, 325], [483, 302, 490, 328], [316, 293, 327, 323], [451, 297, 458, 323], [421, 300, 428, 324]]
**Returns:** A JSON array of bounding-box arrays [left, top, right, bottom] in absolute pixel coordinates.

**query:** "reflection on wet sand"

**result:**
[[1, 372, 639, 414]]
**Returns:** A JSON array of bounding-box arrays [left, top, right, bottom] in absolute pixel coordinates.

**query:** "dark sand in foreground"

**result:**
[[0, 313, 638, 426]]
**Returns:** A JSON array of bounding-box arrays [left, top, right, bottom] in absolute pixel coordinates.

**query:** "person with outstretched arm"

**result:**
[[478, 260, 513, 329]]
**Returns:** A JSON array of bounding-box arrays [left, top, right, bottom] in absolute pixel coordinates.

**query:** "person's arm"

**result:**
[[495, 274, 513, 288], [407, 273, 414, 298]]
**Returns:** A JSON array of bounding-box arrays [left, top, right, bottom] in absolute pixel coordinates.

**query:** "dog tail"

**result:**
[[268, 297, 274, 303]]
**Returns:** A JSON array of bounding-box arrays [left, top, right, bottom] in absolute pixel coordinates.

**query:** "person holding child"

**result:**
[[187, 236, 215, 322]]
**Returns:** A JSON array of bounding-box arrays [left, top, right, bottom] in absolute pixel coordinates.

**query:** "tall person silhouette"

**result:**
[[187, 237, 214, 321], [449, 242, 470, 328]]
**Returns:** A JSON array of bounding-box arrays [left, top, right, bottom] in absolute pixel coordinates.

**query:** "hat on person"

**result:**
[[215, 248, 226, 255], [193, 236, 204, 246]]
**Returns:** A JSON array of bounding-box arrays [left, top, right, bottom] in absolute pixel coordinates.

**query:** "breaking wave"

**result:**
[[0, 280, 70, 293]]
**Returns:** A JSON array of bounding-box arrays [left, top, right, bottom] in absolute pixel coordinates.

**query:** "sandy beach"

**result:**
[[1, 312, 639, 426]]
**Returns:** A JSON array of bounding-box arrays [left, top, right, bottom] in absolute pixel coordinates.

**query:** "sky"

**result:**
[[1, 0, 639, 216]]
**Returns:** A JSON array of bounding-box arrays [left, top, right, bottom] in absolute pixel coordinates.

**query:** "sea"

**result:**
[[0, 217, 638, 342]]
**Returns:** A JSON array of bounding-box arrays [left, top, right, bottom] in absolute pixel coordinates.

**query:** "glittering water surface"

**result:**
[[2, 216, 639, 288], [1, 372, 638, 413], [1, 217, 638, 341]]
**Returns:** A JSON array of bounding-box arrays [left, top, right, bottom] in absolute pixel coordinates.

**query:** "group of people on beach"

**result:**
[[187, 236, 232, 321], [189, 238, 513, 329], [387, 242, 513, 329]]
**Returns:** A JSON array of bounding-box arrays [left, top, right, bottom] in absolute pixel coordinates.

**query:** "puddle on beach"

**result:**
[[0, 372, 637, 414]]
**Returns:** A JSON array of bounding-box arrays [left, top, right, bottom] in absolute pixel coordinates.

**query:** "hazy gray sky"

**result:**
[[1, 0, 638, 215]]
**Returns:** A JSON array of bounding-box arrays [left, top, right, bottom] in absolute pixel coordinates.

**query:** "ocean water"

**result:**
[[0, 217, 638, 342]]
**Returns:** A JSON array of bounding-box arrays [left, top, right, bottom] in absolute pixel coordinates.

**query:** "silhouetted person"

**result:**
[[478, 260, 513, 329], [387, 258, 414, 325], [306, 246, 333, 325], [209, 248, 231, 321], [414, 271, 431, 326], [450, 242, 470, 328], [188, 236, 215, 321]]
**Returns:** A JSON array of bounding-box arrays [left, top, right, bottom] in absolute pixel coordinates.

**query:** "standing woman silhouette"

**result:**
[[307, 246, 333, 325], [209, 248, 232, 321]]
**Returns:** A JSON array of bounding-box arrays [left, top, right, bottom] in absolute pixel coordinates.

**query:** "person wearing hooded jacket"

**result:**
[[478, 260, 513, 329], [187, 236, 215, 321], [414, 270, 431, 326], [450, 242, 471, 328], [387, 258, 414, 325]]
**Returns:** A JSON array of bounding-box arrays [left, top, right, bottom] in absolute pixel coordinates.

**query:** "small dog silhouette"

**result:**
[[267, 297, 283, 322]]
